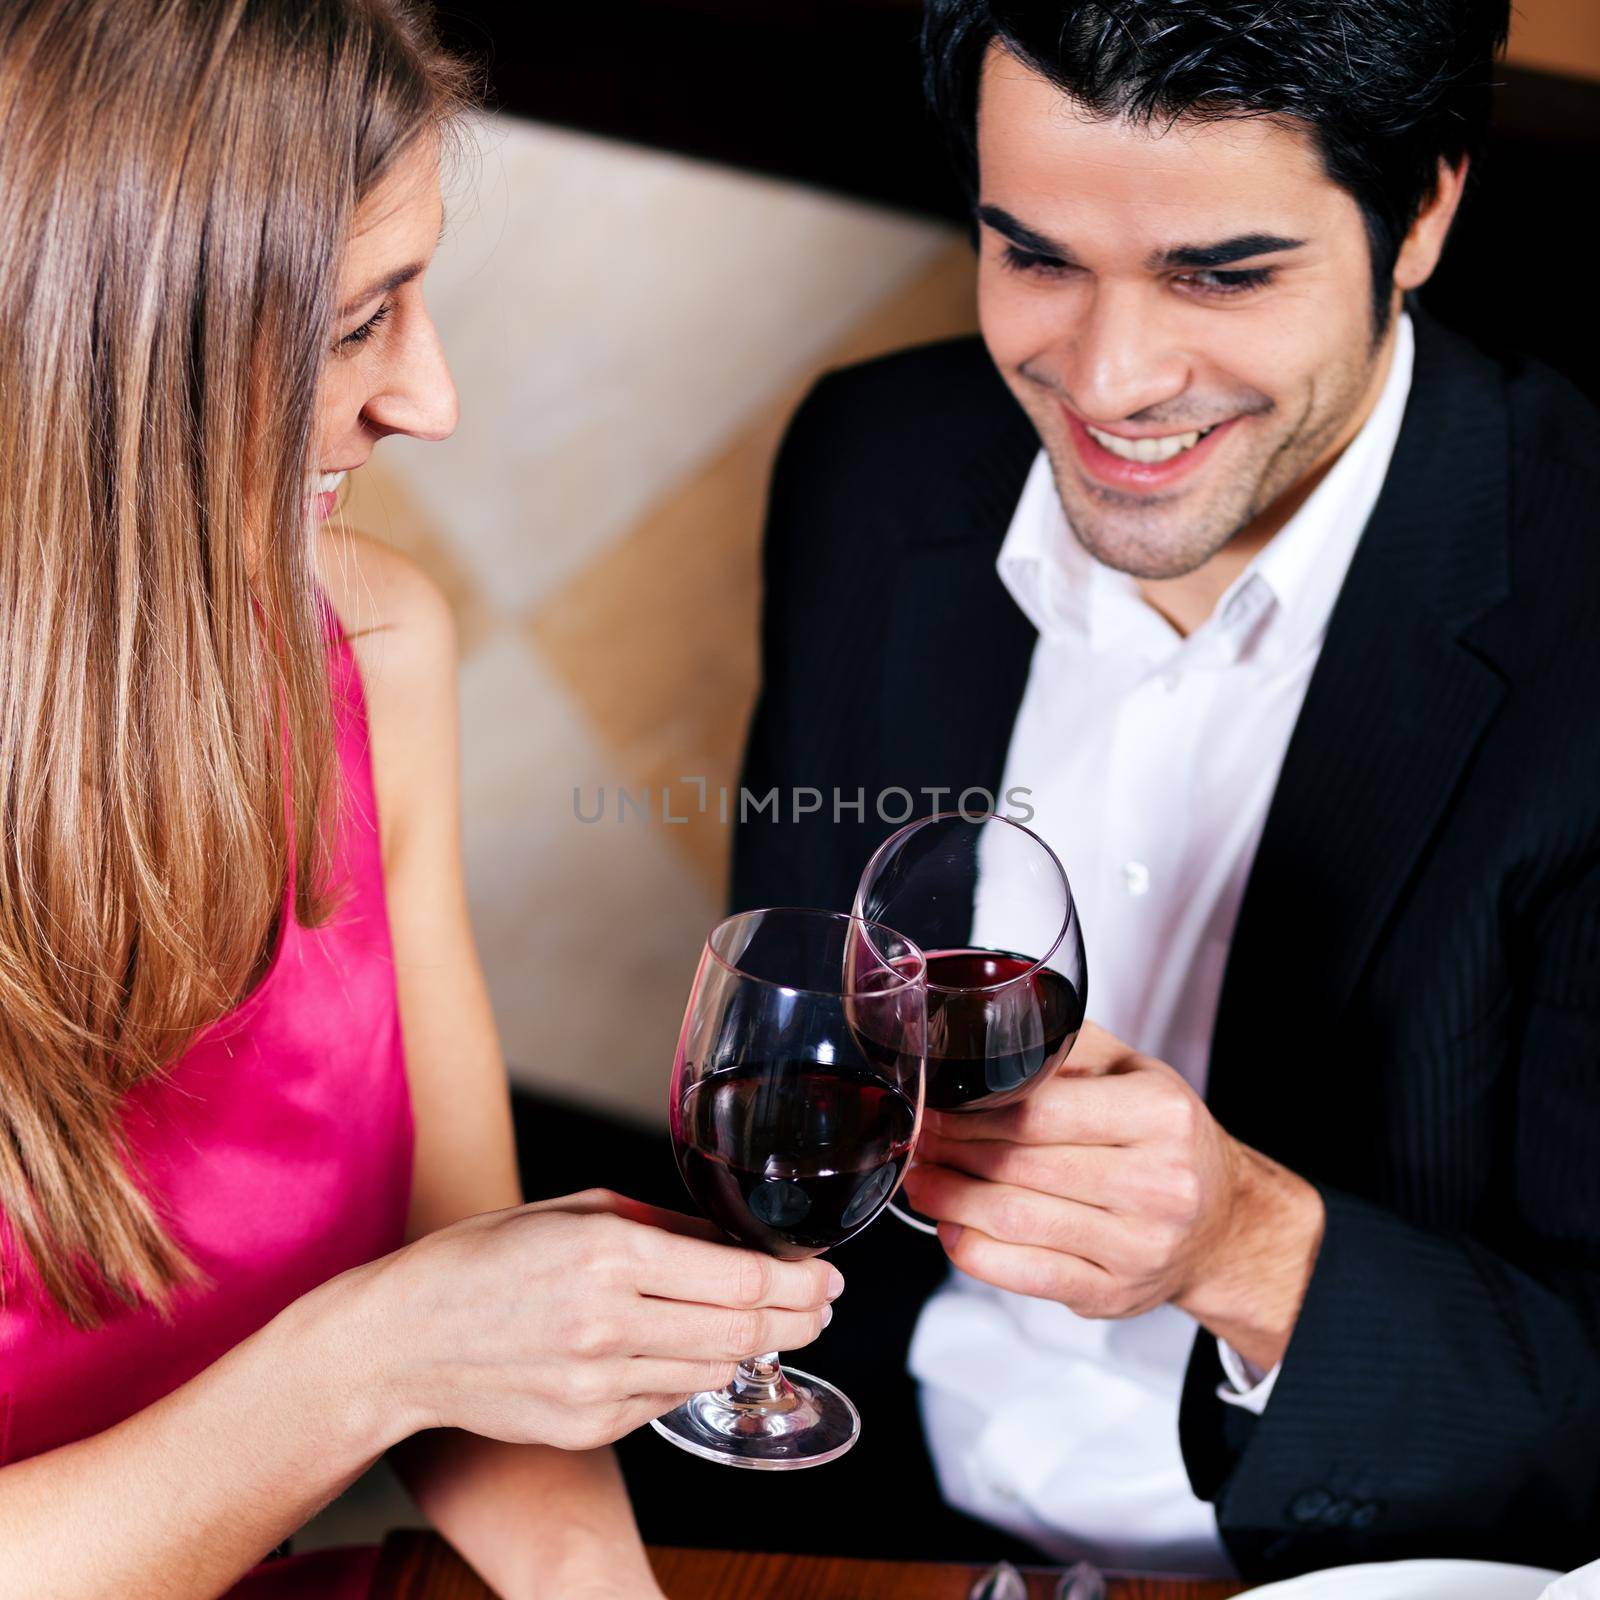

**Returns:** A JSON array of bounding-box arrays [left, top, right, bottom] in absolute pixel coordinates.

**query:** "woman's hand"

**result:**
[[353, 1188, 842, 1452]]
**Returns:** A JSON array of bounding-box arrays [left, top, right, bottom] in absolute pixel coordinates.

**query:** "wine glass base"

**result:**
[[649, 1364, 861, 1470]]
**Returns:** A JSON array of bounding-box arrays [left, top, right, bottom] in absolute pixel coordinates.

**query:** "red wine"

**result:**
[[673, 1063, 917, 1259], [924, 948, 1084, 1112]]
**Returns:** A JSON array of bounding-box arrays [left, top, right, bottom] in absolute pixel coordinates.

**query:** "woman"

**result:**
[[0, 3, 838, 1596]]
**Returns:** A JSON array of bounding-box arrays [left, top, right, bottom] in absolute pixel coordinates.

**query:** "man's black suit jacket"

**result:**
[[729, 307, 1600, 1580]]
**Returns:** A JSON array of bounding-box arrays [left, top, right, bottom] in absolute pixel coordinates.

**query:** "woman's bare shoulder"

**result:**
[[314, 525, 458, 859], [315, 524, 455, 679]]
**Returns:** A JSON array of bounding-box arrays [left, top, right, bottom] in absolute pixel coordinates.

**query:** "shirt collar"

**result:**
[[996, 312, 1416, 669]]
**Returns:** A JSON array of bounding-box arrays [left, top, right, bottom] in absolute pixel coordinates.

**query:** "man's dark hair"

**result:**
[[922, 0, 1511, 335]]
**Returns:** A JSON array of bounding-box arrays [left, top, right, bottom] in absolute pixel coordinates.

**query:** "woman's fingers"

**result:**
[[598, 1196, 729, 1243], [625, 1358, 743, 1398], [632, 1297, 831, 1362], [615, 1393, 696, 1434], [520, 1187, 726, 1243], [517, 1191, 842, 1306], [629, 1228, 842, 1312]]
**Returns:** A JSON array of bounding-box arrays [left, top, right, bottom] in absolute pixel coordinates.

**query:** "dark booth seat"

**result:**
[[435, 0, 1600, 402]]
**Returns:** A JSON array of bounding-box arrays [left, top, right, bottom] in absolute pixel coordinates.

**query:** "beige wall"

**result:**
[[1508, 0, 1600, 81], [344, 118, 976, 1123]]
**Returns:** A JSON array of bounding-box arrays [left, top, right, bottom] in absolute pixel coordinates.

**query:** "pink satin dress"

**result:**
[[0, 620, 414, 1598]]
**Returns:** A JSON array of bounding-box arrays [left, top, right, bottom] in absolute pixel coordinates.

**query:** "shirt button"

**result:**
[[1122, 861, 1151, 897]]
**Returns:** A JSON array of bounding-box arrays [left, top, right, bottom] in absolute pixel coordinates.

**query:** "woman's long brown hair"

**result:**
[[0, 0, 470, 1327]]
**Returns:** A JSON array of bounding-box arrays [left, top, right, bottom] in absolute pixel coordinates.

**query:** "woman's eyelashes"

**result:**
[[999, 243, 1274, 298], [336, 299, 394, 353]]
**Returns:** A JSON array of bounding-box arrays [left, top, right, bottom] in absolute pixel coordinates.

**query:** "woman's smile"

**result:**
[[309, 468, 347, 522]]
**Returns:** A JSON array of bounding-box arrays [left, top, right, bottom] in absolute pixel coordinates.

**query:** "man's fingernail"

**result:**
[[826, 1267, 846, 1300], [822, 1304, 834, 1327], [940, 1224, 963, 1251]]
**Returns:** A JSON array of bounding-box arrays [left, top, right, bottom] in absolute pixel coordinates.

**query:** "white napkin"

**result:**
[[1539, 1556, 1600, 1599], [1237, 1559, 1560, 1598]]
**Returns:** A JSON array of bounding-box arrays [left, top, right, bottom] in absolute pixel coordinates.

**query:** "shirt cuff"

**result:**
[[1215, 1338, 1282, 1414]]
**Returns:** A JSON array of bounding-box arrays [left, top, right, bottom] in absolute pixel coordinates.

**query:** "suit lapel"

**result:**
[[1208, 310, 1512, 1151], [875, 419, 1040, 812]]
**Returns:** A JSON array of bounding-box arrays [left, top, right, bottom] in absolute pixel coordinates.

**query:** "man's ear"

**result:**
[[1393, 155, 1470, 292]]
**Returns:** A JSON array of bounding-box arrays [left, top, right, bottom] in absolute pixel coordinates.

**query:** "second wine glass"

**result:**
[[854, 811, 1087, 1232]]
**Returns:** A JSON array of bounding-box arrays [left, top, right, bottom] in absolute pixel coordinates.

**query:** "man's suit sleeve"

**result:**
[[1187, 853, 1600, 1579]]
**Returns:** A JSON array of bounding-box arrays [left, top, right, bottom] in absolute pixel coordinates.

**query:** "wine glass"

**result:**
[[651, 907, 927, 1468], [853, 811, 1086, 1233]]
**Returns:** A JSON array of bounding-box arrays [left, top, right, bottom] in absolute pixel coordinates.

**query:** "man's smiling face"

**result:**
[[976, 43, 1397, 581]]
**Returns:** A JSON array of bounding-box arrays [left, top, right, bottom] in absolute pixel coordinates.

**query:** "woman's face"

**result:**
[[311, 136, 458, 522]]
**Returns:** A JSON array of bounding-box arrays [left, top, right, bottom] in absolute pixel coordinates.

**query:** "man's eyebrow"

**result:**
[[976, 204, 1082, 264], [1151, 233, 1306, 270], [339, 214, 448, 318], [976, 209, 1305, 275]]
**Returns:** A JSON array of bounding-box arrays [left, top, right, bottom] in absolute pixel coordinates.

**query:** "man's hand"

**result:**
[[900, 1022, 1325, 1370]]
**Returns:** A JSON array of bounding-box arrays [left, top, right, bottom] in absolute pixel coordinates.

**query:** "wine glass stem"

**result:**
[[720, 1353, 800, 1416]]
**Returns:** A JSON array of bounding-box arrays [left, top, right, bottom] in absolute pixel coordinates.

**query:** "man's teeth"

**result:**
[[1085, 424, 1213, 464]]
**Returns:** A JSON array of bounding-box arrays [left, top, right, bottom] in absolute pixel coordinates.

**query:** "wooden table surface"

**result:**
[[370, 1530, 1246, 1599]]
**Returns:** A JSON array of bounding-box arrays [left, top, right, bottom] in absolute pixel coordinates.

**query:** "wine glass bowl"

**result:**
[[674, 1059, 919, 1259], [652, 908, 927, 1468], [915, 946, 1084, 1113], [854, 812, 1087, 1229]]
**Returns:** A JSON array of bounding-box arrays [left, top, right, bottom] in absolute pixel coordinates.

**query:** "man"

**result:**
[[729, 0, 1600, 1582]]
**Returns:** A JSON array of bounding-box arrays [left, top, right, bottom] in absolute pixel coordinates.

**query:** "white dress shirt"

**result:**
[[910, 316, 1415, 1574]]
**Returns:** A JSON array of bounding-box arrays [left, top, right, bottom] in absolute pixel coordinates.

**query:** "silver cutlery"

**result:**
[[966, 1553, 1107, 1600], [1054, 1559, 1107, 1600], [968, 1560, 1029, 1600]]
